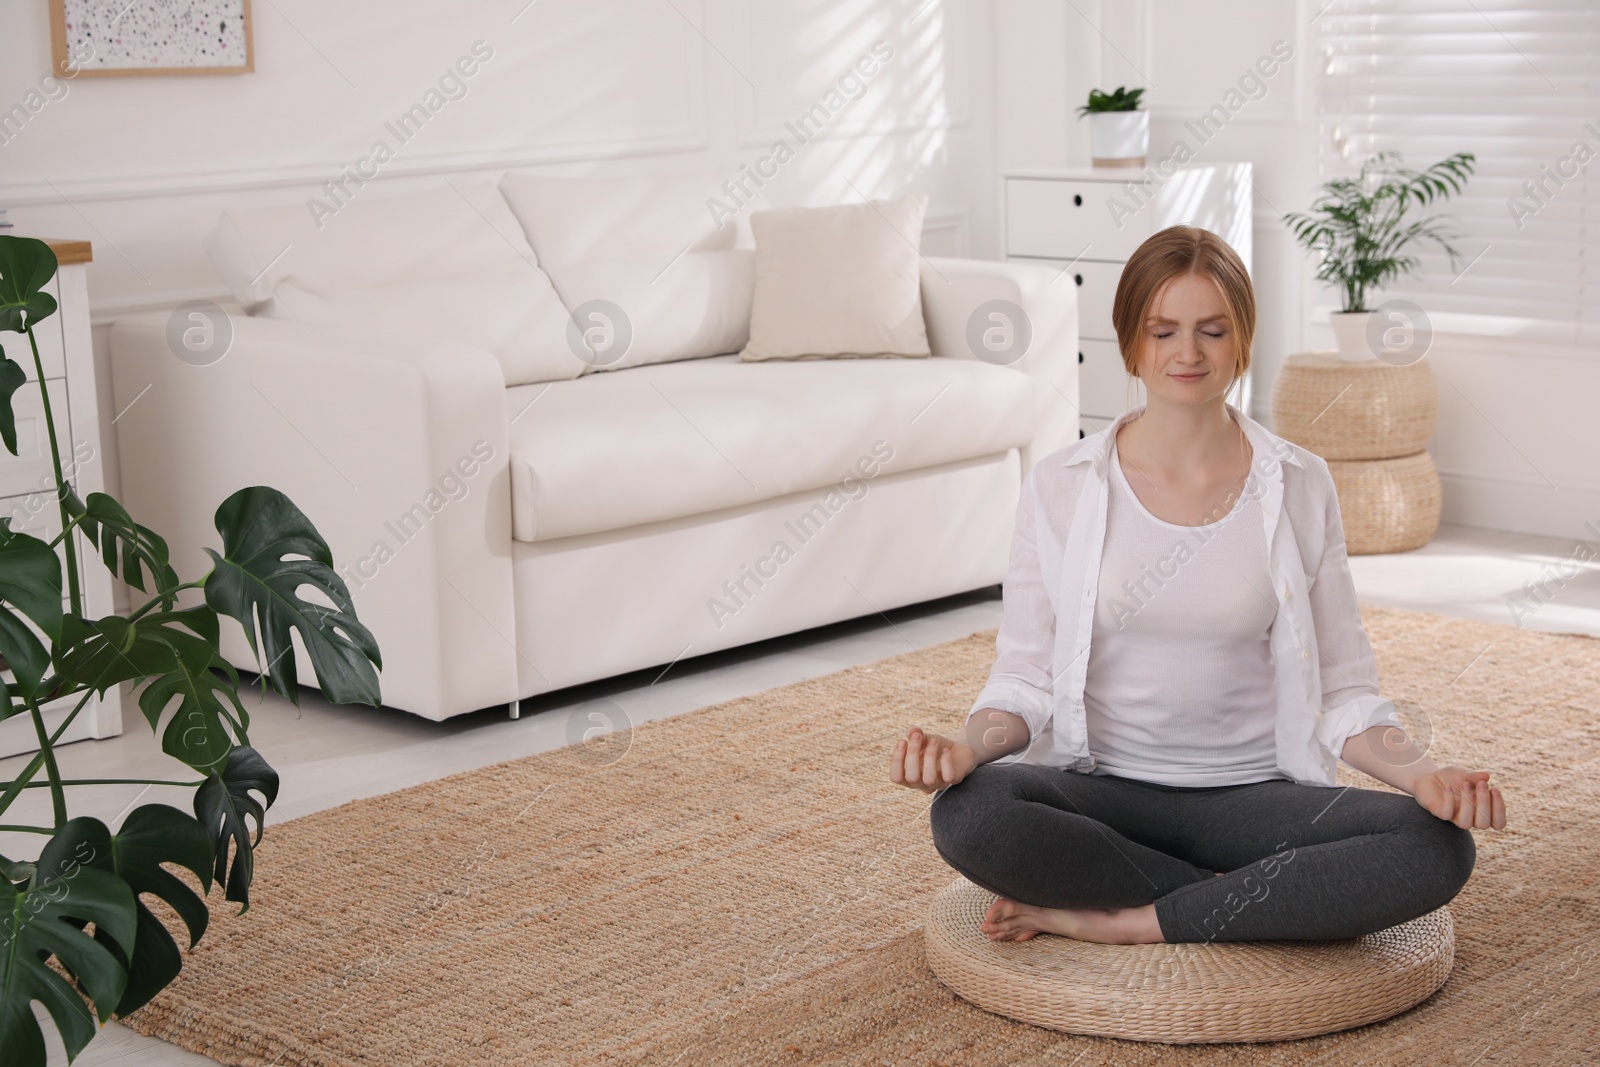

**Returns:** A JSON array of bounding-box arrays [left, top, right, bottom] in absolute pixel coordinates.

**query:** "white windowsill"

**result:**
[[1309, 304, 1600, 358]]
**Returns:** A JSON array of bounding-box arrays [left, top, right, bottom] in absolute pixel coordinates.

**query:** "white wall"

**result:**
[[2, 1, 993, 314], [1, 0, 996, 507], [996, 0, 1598, 542], [3, 0, 1588, 541], [994, 0, 1316, 425]]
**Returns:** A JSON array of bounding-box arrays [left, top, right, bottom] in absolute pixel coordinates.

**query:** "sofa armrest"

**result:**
[[108, 313, 517, 720], [920, 256, 1081, 475]]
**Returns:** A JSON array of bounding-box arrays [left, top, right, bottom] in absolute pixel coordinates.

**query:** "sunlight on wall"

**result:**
[[0, 0, 974, 316]]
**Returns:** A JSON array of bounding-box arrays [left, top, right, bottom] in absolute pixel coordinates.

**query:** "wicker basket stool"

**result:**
[[1328, 452, 1443, 555], [1270, 353, 1437, 460], [1270, 352, 1442, 554], [924, 877, 1455, 1044]]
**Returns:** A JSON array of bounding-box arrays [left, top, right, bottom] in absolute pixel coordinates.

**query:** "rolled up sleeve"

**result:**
[[968, 470, 1055, 750], [1306, 467, 1404, 763]]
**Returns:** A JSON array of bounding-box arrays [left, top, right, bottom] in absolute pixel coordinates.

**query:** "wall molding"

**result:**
[[922, 208, 970, 257], [10, 1, 715, 208], [90, 207, 972, 325], [1439, 470, 1600, 542], [1435, 461, 1600, 498], [89, 288, 236, 327], [1, 133, 716, 208]]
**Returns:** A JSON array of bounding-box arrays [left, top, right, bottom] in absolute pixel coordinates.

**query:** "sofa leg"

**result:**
[[509, 699, 521, 720]]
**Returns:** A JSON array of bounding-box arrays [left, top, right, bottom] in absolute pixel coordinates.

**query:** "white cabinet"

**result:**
[[0, 239, 123, 758], [1002, 164, 1254, 437]]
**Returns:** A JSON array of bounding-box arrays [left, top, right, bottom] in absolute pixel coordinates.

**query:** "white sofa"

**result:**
[[107, 177, 1079, 720]]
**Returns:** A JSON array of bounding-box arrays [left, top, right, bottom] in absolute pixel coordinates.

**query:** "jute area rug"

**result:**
[[121, 607, 1599, 1066]]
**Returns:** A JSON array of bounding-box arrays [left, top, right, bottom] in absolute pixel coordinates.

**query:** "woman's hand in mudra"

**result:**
[[890, 727, 978, 793], [1413, 766, 1506, 829]]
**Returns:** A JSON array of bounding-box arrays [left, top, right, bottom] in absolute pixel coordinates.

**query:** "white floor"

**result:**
[[18, 521, 1600, 1066]]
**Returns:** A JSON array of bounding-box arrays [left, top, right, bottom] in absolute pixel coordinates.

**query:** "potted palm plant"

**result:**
[[1076, 86, 1148, 167], [0, 235, 382, 1065], [1283, 150, 1476, 361]]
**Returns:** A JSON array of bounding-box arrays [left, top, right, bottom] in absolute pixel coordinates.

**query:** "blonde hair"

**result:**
[[1111, 225, 1255, 388]]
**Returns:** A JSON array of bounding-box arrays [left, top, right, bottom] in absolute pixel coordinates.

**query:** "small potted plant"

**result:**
[[1283, 150, 1475, 361], [1075, 86, 1148, 167]]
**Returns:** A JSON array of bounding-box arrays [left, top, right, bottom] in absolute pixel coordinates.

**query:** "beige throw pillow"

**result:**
[[739, 194, 932, 361]]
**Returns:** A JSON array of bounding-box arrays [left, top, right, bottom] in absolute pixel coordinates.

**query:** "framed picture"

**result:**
[[49, 0, 254, 77]]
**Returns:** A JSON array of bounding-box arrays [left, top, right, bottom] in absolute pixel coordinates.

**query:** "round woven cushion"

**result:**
[[1270, 352, 1438, 460], [924, 878, 1455, 1044], [1328, 450, 1442, 555]]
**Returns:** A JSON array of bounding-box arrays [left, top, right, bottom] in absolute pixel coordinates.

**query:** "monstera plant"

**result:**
[[0, 236, 382, 1064]]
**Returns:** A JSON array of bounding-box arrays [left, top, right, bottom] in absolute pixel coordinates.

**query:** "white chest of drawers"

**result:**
[[0, 239, 123, 758], [1001, 164, 1254, 437]]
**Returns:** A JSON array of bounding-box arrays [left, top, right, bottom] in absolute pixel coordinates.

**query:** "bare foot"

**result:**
[[980, 896, 1165, 945]]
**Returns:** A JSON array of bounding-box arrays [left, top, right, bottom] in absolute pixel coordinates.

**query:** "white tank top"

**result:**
[[1081, 440, 1284, 786]]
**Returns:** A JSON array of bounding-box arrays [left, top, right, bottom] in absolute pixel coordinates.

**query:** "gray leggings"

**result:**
[[929, 761, 1476, 943]]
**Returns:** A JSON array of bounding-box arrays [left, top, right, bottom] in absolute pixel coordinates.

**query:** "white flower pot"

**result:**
[[1329, 311, 1380, 362], [1088, 111, 1149, 167]]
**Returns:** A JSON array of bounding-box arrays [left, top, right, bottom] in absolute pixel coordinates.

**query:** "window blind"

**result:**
[[1314, 0, 1598, 344]]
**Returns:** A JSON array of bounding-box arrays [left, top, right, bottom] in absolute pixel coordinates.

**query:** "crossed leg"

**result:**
[[928, 761, 1476, 944]]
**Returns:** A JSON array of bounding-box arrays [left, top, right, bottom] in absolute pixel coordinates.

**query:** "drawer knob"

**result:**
[[1078, 351, 1084, 363], [1079, 428, 1086, 439], [1073, 194, 1083, 207], [1074, 273, 1083, 286]]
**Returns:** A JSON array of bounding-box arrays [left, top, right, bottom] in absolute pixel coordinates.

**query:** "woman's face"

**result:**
[[1133, 271, 1239, 408]]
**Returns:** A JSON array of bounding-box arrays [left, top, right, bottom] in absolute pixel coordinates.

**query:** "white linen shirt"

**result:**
[[967, 403, 1403, 788]]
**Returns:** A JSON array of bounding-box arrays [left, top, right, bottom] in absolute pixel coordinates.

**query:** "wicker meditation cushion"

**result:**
[[924, 877, 1455, 1043]]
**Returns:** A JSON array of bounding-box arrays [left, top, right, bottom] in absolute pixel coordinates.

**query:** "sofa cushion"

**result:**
[[504, 354, 1036, 542], [203, 181, 580, 387], [498, 171, 767, 373], [739, 194, 932, 362]]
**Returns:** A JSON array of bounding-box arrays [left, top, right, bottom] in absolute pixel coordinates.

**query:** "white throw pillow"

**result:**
[[738, 194, 932, 361], [498, 171, 766, 373], [203, 181, 580, 386]]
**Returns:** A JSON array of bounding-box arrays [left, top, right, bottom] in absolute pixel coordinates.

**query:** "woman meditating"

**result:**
[[890, 225, 1505, 946]]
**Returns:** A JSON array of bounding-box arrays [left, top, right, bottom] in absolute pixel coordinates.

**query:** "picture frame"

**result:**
[[48, 0, 254, 78]]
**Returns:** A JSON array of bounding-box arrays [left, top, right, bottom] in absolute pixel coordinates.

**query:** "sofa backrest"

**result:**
[[498, 170, 768, 373], [203, 181, 580, 387]]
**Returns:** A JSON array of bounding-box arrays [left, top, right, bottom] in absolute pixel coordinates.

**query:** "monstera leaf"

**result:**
[[0, 855, 34, 884], [0, 237, 58, 335], [0, 855, 137, 1066], [203, 486, 380, 707], [138, 652, 251, 773], [55, 608, 249, 772], [0, 237, 386, 1058], [36, 809, 213, 1018], [74, 493, 181, 598], [194, 745, 279, 910], [55, 609, 215, 693], [0, 522, 63, 706], [0, 351, 25, 456]]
